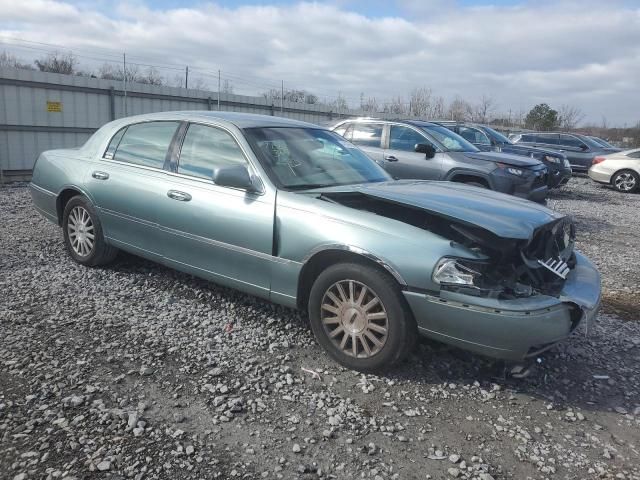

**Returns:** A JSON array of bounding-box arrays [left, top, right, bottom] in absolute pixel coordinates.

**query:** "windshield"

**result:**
[[420, 125, 479, 152], [589, 136, 615, 148], [482, 126, 513, 145], [243, 127, 390, 190]]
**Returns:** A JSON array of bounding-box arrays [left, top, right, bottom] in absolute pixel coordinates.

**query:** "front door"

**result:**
[[383, 124, 444, 180], [157, 122, 275, 298]]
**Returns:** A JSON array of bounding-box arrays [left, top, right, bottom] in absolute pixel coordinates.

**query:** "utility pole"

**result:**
[[281, 80, 284, 114], [123, 53, 127, 117], [185, 66, 189, 89], [217, 70, 221, 110]]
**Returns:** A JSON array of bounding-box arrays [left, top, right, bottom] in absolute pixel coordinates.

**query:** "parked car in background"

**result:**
[[29, 111, 601, 371], [588, 148, 640, 193], [434, 121, 571, 188], [587, 135, 619, 151], [331, 119, 549, 202], [510, 132, 619, 172]]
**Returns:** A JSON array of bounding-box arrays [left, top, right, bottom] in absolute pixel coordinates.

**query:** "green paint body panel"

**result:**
[[29, 111, 602, 361]]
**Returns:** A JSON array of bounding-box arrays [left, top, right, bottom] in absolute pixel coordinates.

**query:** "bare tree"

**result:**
[[408, 87, 432, 117], [98, 63, 163, 85], [0, 51, 34, 70], [473, 95, 495, 123], [34, 52, 78, 75], [384, 96, 407, 115], [361, 96, 379, 113], [558, 104, 585, 130], [448, 97, 471, 121]]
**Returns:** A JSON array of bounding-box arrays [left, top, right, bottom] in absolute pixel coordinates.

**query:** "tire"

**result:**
[[611, 170, 639, 193], [62, 195, 118, 266], [308, 263, 417, 373]]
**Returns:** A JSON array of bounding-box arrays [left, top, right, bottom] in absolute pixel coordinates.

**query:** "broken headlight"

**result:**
[[432, 258, 482, 286]]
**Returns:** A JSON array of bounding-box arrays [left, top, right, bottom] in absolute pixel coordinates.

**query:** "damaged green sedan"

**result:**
[[30, 112, 601, 372]]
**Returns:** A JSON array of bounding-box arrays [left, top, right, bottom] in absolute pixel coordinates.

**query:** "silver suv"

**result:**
[[332, 119, 549, 202]]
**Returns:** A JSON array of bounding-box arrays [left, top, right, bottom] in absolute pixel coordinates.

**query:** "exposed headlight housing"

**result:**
[[432, 258, 481, 286], [543, 155, 561, 164], [495, 162, 523, 176]]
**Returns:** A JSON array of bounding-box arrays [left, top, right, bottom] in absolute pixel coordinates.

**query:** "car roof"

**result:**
[[335, 118, 441, 128], [111, 111, 322, 129]]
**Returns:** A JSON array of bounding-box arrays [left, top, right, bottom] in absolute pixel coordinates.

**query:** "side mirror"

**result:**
[[415, 143, 436, 159], [212, 164, 261, 193], [579, 144, 589, 151]]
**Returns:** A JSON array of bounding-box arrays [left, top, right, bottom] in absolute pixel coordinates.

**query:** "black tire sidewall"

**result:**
[[308, 263, 413, 372], [62, 196, 107, 266], [612, 170, 639, 193]]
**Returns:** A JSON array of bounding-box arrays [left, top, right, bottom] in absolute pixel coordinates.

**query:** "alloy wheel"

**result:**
[[614, 172, 637, 192], [67, 206, 95, 257], [320, 279, 389, 358]]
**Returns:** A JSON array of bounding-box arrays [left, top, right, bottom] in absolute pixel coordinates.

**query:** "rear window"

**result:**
[[112, 121, 180, 169]]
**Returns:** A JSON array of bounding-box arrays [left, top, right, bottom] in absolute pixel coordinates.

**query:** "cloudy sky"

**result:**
[[1, 0, 639, 125]]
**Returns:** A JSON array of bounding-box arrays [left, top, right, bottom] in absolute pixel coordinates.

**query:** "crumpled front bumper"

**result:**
[[404, 252, 601, 361]]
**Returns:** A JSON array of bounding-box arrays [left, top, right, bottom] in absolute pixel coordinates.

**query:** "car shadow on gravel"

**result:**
[[103, 252, 638, 420]]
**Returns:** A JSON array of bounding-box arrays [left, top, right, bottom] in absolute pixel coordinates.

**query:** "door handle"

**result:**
[[92, 171, 109, 180], [167, 190, 192, 202], [384, 155, 398, 162]]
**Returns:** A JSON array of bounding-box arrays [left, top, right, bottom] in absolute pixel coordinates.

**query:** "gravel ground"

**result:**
[[1, 177, 639, 480]]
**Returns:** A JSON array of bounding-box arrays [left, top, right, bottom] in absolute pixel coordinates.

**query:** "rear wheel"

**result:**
[[611, 170, 639, 193], [62, 196, 118, 266], [308, 263, 416, 372]]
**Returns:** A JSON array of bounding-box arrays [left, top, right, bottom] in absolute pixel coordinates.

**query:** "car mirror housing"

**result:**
[[212, 164, 261, 193], [415, 143, 436, 158], [580, 144, 589, 151]]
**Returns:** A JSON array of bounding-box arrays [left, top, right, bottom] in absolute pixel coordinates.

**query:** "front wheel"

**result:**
[[62, 195, 118, 266], [308, 263, 416, 372], [612, 170, 639, 193]]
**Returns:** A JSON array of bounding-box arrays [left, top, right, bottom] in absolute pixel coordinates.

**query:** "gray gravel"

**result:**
[[1, 177, 639, 480]]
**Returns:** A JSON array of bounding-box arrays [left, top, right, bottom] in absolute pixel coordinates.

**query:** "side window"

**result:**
[[178, 124, 247, 180], [103, 127, 126, 159], [627, 151, 640, 159], [458, 127, 490, 145], [534, 134, 558, 145], [332, 123, 349, 137], [389, 126, 428, 152], [351, 123, 383, 148], [113, 121, 180, 168], [559, 134, 585, 148]]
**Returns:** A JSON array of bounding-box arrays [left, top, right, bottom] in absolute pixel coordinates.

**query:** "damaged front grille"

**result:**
[[318, 191, 576, 300]]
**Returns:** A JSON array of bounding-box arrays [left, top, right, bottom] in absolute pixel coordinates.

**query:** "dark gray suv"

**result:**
[[510, 132, 621, 172], [332, 119, 549, 202], [434, 121, 572, 188]]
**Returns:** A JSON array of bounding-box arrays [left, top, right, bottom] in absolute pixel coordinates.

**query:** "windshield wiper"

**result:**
[[286, 183, 334, 191]]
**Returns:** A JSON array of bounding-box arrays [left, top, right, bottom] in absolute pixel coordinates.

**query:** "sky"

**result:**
[[1, 0, 639, 126]]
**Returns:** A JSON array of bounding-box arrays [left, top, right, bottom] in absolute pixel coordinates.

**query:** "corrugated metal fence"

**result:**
[[0, 67, 369, 181]]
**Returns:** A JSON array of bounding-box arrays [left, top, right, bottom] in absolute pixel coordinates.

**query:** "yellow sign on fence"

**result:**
[[47, 101, 62, 112]]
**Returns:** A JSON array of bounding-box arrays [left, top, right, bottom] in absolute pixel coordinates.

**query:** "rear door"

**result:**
[[156, 122, 275, 298], [383, 124, 444, 179], [86, 120, 181, 257]]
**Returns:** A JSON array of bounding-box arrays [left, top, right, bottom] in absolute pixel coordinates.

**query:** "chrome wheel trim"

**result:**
[[67, 206, 95, 257], [320, 279, 389, 358], [614, 172, 636, 191]]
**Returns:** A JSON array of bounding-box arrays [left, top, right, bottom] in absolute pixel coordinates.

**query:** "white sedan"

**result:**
[[589, 148, 640, 193]]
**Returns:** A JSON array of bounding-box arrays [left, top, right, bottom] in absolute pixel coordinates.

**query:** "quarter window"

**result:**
[[113, 121, 180, 168], [103, 127, 126, 159], [351, 123, 383, 148], [389, 126, 428, 152], [627, 151, 640, 159], [178, 124, 247, 180]]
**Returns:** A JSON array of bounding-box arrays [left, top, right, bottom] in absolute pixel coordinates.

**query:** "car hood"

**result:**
[[460, 150, 542, 168], [311, 180, 564, 240], [499, 143, 565, 158]]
